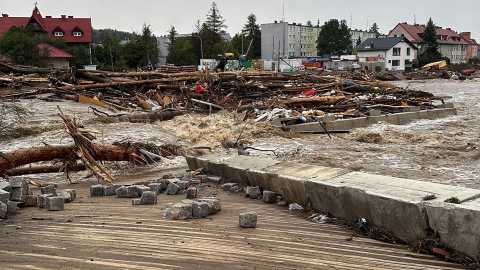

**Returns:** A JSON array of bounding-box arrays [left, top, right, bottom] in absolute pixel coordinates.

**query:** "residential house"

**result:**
[[387, 23, 469, 64], [356, 37, 417, 71], [459, 32, 478, 60], [350, 29, 386, 49], [0, 6, 92, 46], [38, 43, 72, 68], [261, 21, 321, 59]]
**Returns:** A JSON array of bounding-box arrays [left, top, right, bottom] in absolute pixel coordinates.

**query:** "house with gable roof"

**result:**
[[0, 6, 92, 46], [387, 22, 474, 64], [356, 37, 417, 71]]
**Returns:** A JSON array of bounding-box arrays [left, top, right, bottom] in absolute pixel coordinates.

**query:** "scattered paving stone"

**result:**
[[176, 180, 190, 190], [162, 173, 175, 179], [222, 183, 237, 191], [171, 203, 193, 220], [46, 197, 65, 211], [140, 191, 157, 205], [204, 176, 222, 185], [57, 190, 73, 203], [135, 185, 151, 195], [0, 179, 12, 193], [277, 201, 288, 207], [90, 184, 104, 197], [24, 195, 38, 206], [7, 201, 17, 215], [156, 179, 168, 192], [0, 201, 7, 219], [132, 199, 141, 205], [186, 187, 197, 199], [38, 194, 55, 208], [41, 185, 57, 196], [0, 190, 10, 204], [230, 186, 240, 193], [198, 197, 221, 215], [247, 186, 261, 199], [116, 186, 140, 198], [148, 183, 163, 195], [165, 203, 175, 208], [103, 184, 116, 196], [8, 177, 27, 189], [166, 183, 180, 195], [192, 202, 209, 219], [239, 211, 258, 228], [64, 189, 76, 200], [276, 196, 282, 203], [9, 187, 27, 202], [262, 191, 277, 203]]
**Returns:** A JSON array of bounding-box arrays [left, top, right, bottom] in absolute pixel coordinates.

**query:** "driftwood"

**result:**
[[277, 96, 346, 105]]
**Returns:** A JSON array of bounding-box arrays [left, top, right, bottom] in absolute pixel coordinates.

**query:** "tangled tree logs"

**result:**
[[0, 106, 179, 182]]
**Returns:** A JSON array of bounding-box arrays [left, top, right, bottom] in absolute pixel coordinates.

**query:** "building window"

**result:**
[[392, 60, 400, 66], [73, 32, 82, 37], [406, 48, 410, 56], [393, 48, 401, 56], [54, 32, 64, 37]]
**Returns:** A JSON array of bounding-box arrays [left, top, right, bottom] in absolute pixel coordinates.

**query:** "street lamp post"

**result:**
[[193, 35, 204, 70]]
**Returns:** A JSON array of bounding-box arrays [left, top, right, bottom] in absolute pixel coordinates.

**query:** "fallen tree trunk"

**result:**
[[277, 96, 346, 105], [117, 110, 185, 123], [5, 163, 87, 176], [0, 143, 175, 178]]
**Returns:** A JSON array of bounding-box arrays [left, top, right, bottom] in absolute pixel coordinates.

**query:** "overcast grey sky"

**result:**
[[2, 0, 479, 40]]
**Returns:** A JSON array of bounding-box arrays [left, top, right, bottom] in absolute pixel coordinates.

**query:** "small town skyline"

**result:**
[[2, 0, 479, 41]]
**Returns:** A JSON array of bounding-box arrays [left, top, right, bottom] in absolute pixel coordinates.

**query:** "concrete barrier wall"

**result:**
[[289, 106, 457, 132], [186, 154, 480, 259]]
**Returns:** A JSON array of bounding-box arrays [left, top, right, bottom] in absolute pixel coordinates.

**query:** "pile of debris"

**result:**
[[0, 61, 451, 126]]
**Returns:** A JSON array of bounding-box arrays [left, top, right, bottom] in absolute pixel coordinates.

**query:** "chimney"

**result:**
[[460, 32, 471, 40], [68, 16, 73, 18], [421, 24, 425, 27], [61, 15, 66, 19], [446, 28, 451, 31], [402, 22, 407, 24], [45, 16, 51, 18], [2, 13, 8, 17], [370, 42, 375, 49]]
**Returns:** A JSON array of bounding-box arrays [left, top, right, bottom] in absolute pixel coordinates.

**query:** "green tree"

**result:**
[[168, 25, 177, 45], [65, 45, 91, 68], [206, 2, 227, 36], [0, 26, 48, 66], [317, 19, 353, 55], [356, 37, 362, 47], [166, 37, 197, 66], [123, 24, 159, 69], [418, 18, 443, 66], [369, 23, 380, 38], [242, 13, 261, 59], [469, 56, 480, 65], [93, 34, 127, 71], [198, 22, 223, 59]]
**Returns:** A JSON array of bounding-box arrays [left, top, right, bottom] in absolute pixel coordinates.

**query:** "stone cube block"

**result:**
[[24, 195, 38, 206], [7, 201, 17, 215], [176, 180, 190, 190], [0, 189, 10, 204], [171, 203, 193, 220], [90, 184, 104, 196], [8, 177, 27, 189], [198, 197, 221, 215], [38, 194, 55, 208], [222, 183, 237, 191], [132, 199, 141, 205], [0, 201, 7, 219], [192, 202, 209, 218], [103, 184, 116, 196], [262, 191, 278, 203], [186, 187, 197, 199], [135, 185, 151, 195], [9, 187, 27, 202], [239, 211, 257, 228], [116, 186, 140, 198], [41, 185, 57, 196], [148, 183, 163, 194], [46, 197, 64, 211], [166, 183, 180, 195], [57, 190, 73, 203], [205, 176, 222, 185], [247, 186, 261, 199], [140, 191, 157, 205]]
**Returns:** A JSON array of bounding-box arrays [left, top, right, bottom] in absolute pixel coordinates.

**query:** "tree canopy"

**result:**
[[317, 19, 353, 55], [240, 13, 261, 59], [369, 23, 380, 38], [206, 2, 227, 36], [418, 18, 443, 66]]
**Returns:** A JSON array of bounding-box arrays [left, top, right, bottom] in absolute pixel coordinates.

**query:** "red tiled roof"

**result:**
[[38, 43, 73, 58], [0, 6, 92, 43], [390, 23, 469, 45]]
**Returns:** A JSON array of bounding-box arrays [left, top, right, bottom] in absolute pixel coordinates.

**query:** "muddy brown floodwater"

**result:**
[[1, 79, 479, 189]]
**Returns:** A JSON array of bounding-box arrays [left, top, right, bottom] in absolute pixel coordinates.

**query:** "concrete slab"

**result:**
[[222, 156, 282, 186], [196, 153, 233, 175]]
